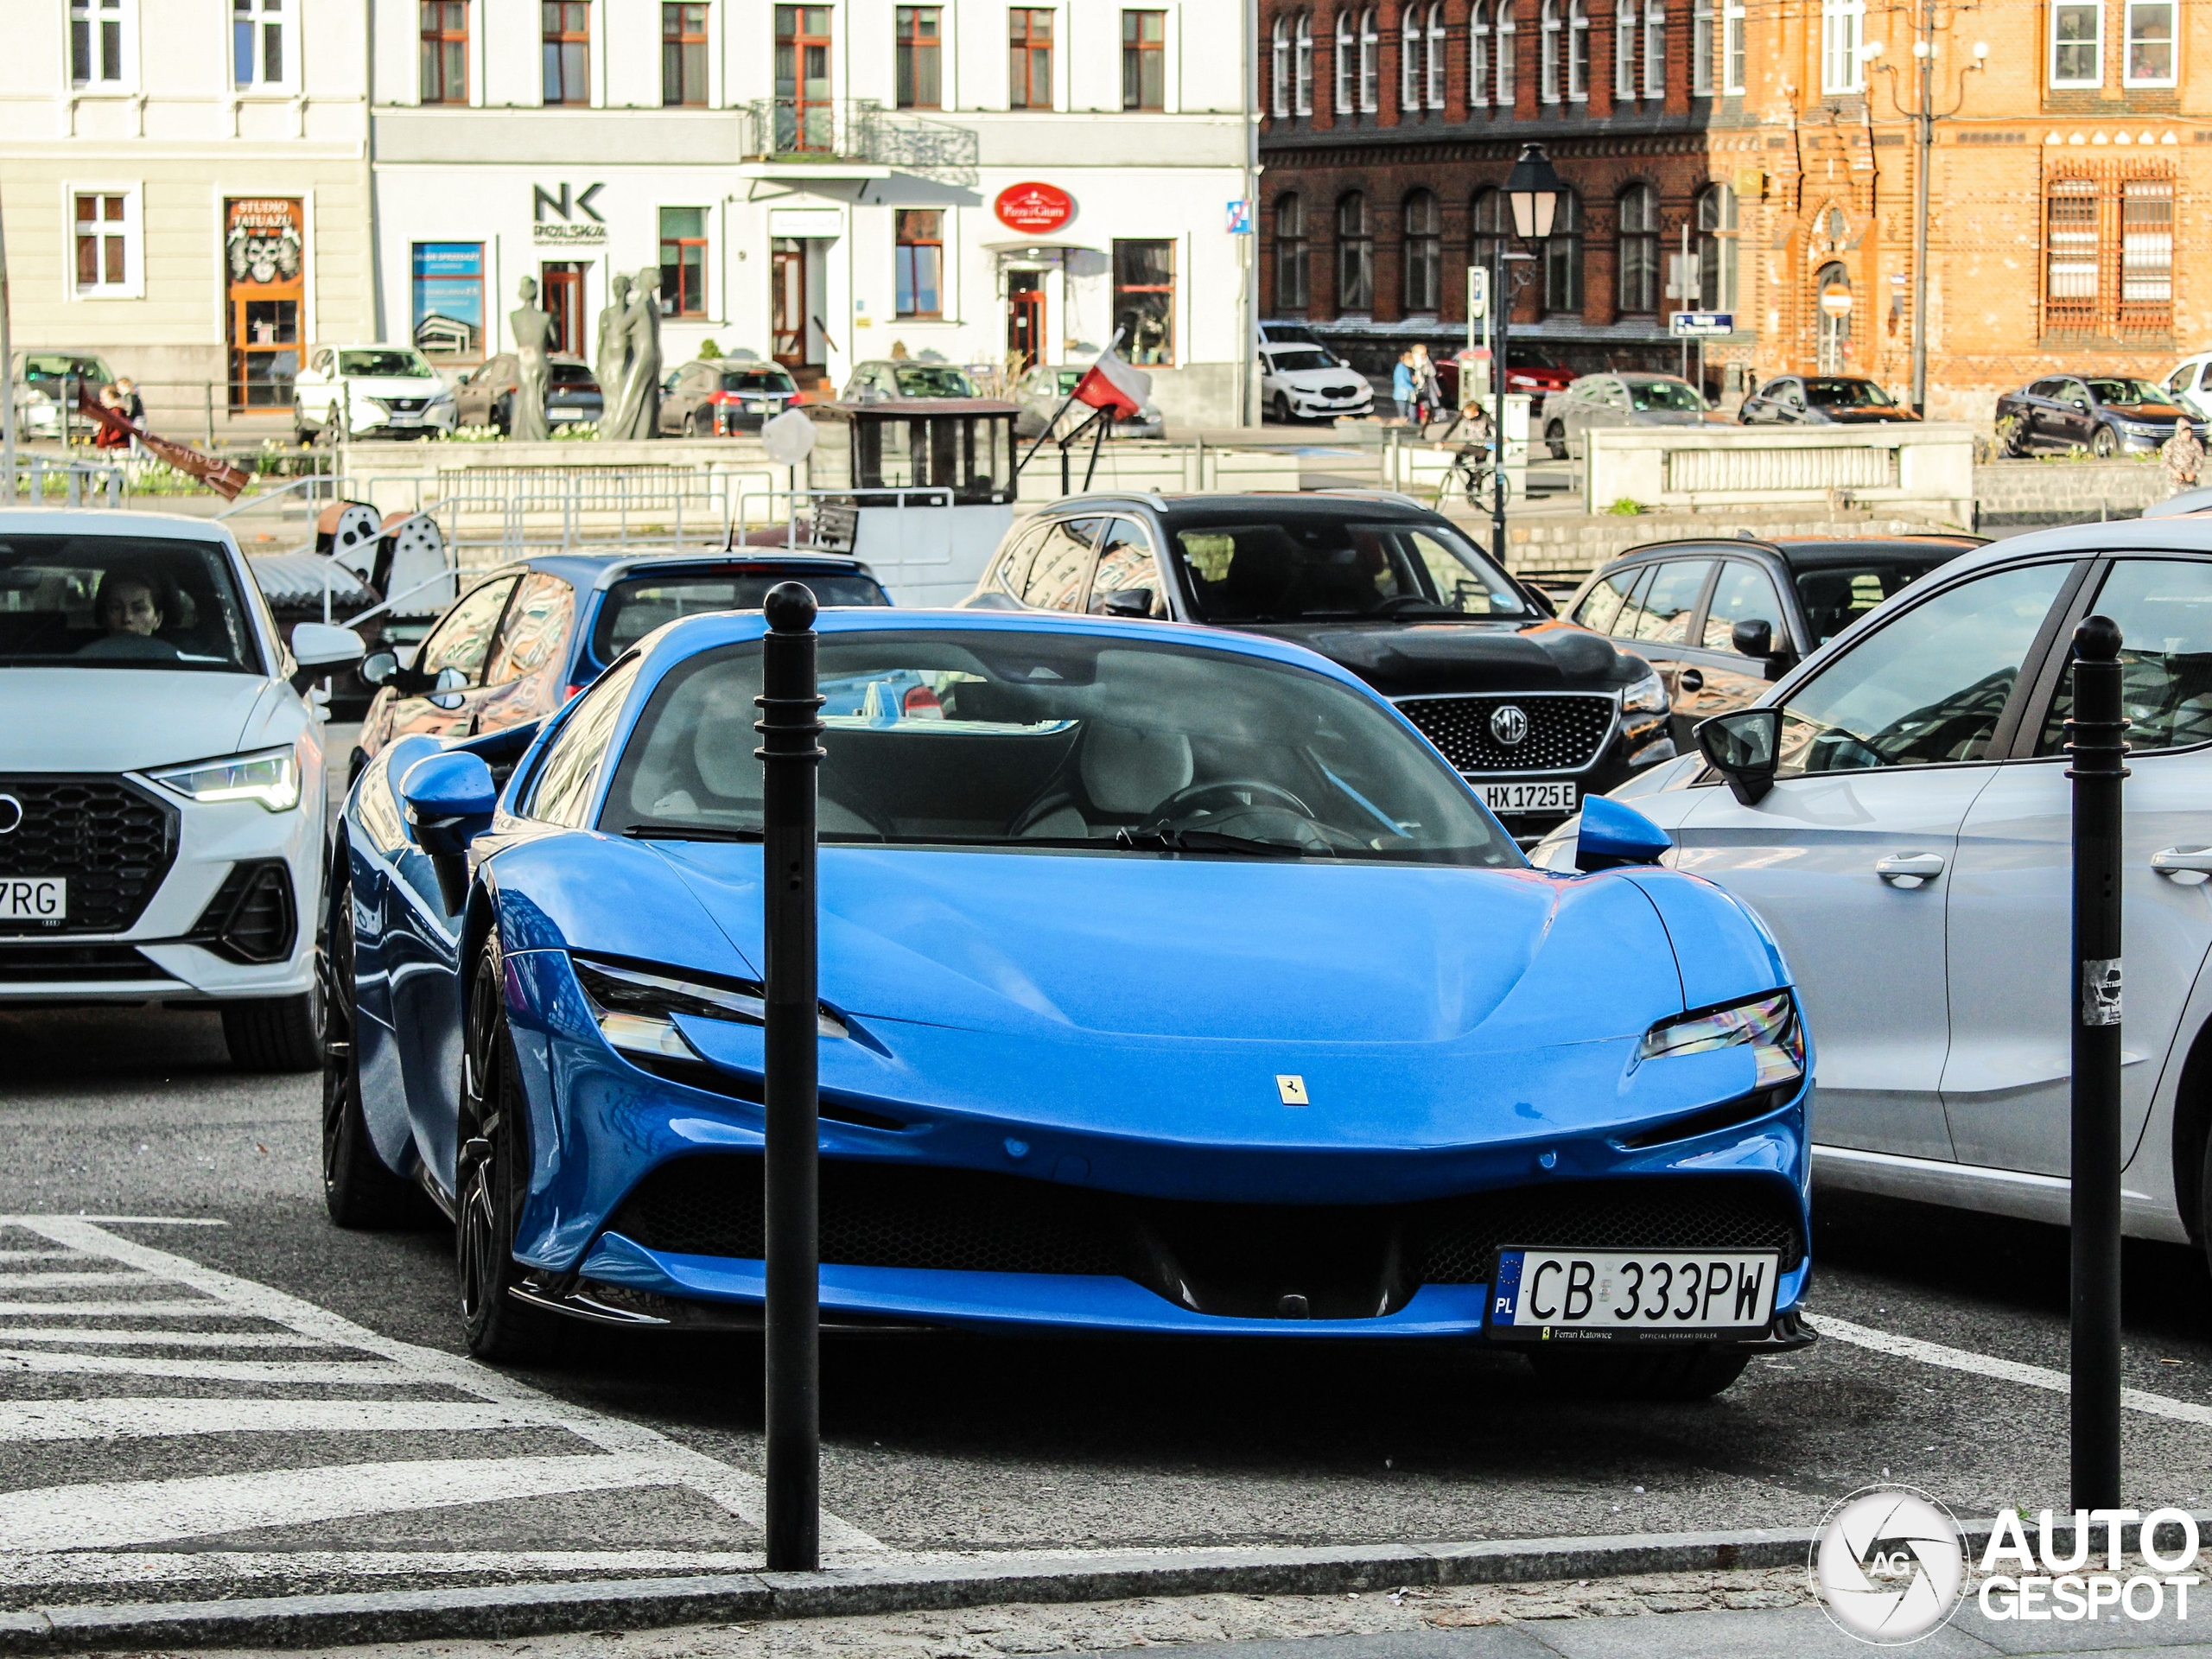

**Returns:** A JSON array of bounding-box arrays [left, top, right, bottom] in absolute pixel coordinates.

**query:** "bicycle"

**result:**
[[1434, 433, 1499, 510]]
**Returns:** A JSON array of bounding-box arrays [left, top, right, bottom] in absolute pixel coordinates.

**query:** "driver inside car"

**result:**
[[77, 569, 182, 660]]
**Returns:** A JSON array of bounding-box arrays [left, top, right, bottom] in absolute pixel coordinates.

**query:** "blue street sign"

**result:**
[[1226, 199, 1253, 234], [1670, 311, 1733, 338]]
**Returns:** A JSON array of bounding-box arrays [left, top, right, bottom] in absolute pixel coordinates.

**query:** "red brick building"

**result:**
[[1258, 0, 2210, 418]]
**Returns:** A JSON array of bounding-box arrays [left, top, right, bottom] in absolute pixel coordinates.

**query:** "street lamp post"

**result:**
[[1490, 144, 1563, 568]]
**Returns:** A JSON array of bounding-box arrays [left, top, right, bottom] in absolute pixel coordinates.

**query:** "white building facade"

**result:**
[[0, 0, 375, 429], [368, 0, 1256, 423]]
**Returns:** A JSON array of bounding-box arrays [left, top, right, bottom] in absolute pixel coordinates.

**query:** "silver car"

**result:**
[[1010, 365, 1165, 441], [1541, 372, 1710, 458]]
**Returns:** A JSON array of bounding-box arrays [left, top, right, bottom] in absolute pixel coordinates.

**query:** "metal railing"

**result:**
[[737, 99, 980, 183], [3, 455, 130, 507]]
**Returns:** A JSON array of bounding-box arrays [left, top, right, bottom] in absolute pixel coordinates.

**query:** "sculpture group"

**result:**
[[500, 264, 663, 442]]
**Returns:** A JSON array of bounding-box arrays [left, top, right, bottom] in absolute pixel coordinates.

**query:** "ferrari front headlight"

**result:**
[[1640, 990, 1804, 1088], [571, 955, 845, 1055], [1620, 664, 1670, 717], [147, 747, 300, 812]]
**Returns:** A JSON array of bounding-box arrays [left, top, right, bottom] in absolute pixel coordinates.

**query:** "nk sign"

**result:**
[[1670, 311, 1733, 338]]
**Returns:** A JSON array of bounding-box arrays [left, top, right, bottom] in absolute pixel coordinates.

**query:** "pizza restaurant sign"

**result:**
[[994, 181, 1074, 235]]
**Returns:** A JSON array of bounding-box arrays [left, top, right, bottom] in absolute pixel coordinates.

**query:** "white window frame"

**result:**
[[1272, 16, 1290, 115], [2049, 0, 2103, 86], [1643, 0, 1666, 98], [67, 0, 132, 92], [67, 183, 143, 301], [1568, 0, 1588, 98], [1616, 0, 1637, 95], [1496, 0, 1517, 101], [232, 0, 295, 92], [1723, 0, 1745, 90], [1426, 3, 1446, 106], [1294, 12, 1314, 112], [1470, 0, 1491, 104], [1401, 6, 1421, 109], [1821, 0, 1865, 92], [2123, 0, 2176, 86], [1358, 5, 1379, 111], [1334, 8, 1354, 111], [1541, 0, 1560, 101], [1693, 0, 1714, 92]]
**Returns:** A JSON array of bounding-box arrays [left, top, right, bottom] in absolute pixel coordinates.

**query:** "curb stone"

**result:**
[[0, 1511, 2174, 1654]]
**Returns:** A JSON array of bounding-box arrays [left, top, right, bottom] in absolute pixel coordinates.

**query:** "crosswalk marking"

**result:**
[[0, 1216, 887, 1563], [0, 1399, 543, 1442], [0, 1454, 689, 1552]]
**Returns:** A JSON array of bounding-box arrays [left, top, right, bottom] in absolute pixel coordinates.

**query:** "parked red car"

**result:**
[[1439, 347, 1576, 407]]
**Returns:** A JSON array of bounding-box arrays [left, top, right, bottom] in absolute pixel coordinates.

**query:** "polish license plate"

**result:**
[[0, 879, 66, 922], [1476, 780, 1576, 815], [1490, 1249, 1778, 1340], [385, 411, 419, 425], [548, 407, 584, 421]]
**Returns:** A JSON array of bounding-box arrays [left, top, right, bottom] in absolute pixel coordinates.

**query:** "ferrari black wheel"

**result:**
[[321, 864, 416, 1228], [456, 937, 566, 1363], [1526, 1344, 1751, 1402]]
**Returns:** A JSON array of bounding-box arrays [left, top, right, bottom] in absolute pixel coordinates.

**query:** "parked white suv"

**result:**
[[1545, 519, 2212, 1252], [294, 346, 459, 441], [0, 512, 364, 1069]]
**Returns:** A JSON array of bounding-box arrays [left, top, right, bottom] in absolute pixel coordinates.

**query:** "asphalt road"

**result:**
[[10, 1000, 2212, 1624]]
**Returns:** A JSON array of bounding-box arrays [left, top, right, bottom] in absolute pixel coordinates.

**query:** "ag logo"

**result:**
[[0, 795, 19, 835], [1811, 1485, 1967, 1644], [1489, 704, 1530, 747]]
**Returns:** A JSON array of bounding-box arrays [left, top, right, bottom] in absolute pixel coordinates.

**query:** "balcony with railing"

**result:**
[[738, 99, 978, 184]]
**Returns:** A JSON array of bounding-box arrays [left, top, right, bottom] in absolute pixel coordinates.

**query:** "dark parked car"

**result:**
[[659, 359, 803, 436], [959, 491, 1676, 841], [453, 353, 602, 433], [1738, 376, 1919, 425], [1563, 534, 1984, 746], [1993, 374, 2192, 457], [350, 549, 889, 779]]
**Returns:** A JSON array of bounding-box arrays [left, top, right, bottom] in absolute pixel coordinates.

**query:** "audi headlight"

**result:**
[[1620, 665, 1670, 717], [148, 747, 300, 812], [1640, 990, 1804, 1088]]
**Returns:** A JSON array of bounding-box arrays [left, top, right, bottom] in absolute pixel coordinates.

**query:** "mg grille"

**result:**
[[1396, 693, 1616, 773], [0, 778, 177, 935]]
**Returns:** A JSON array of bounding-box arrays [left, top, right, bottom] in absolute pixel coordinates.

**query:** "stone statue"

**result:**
[[593, 271, 632, 442], [507, 276, 554, 443], [607, 266, 664, 441]]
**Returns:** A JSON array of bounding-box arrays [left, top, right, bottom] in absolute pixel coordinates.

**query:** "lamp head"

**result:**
[[1503, 143, 1565, 241]]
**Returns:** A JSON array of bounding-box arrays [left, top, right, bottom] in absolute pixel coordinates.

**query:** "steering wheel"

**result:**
[[1374, 592, 1453, 615], [1143, 779, 1312, 828]]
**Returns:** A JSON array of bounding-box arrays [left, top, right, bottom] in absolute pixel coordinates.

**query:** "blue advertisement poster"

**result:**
[[411, 243, 484, 359]]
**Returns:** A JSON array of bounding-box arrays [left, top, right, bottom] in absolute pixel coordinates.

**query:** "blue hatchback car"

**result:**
[[323, 608, 1814, 1399]]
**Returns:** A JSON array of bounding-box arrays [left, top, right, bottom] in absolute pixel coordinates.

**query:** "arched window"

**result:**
[[1334, 10, 1355, 111], [1696, 181, 1738, 310], [1471, 187, 1509, 275], [1496, 0, 1517, 102], [1543, 190, 1583, 315], [1272, 16, 1290, 115], [1568, 0, 1589, 98], [1616, 0, 1637, 95], [1294, 12, 1314, 112], [1275, 193, 1310, 312], [1426, 3, 1447, 106], [1643, 0, 1666, 97], [1338, 192, 1374, 313], [1815, 260, 1852, 371], [1470, 0, 1491, 104], [1540, 0, 1561, 101], [1618, 182, 1659, 313], [1403, 189, 1442, 312], [1402, 6, 1422, 111], [1358, 6, 1380, 111]]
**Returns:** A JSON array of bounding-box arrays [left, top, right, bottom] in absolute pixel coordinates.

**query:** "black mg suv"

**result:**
[[959, 492, 1675, 841]]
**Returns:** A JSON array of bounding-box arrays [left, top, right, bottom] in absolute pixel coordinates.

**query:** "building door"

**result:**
[[1815, 264, 1853, 374], [774, 5, 834, 150], [772, 238, 808, 367], [224, 197, 304, 410], [1007, 272, 1045, 372], [540, 263, 585, 357]]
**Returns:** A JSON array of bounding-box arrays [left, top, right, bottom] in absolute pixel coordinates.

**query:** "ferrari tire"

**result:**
[[224, 989, 322, 1073], [321, 868, 415, 1228], [456, 938, 567, 1364], [1525, 1344, 1751, 1401]]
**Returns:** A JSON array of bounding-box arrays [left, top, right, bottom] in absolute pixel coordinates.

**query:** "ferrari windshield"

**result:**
[[1169, 517, 1529, 624], [603, 631, 1518, 864], [0, 535, 262, 672]]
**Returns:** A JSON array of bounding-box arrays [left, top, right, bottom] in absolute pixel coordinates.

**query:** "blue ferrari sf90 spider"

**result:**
[[323, 608, 1813, 1398]]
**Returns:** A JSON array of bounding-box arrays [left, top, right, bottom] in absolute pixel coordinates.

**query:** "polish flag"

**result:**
[[1071, 350, 1151, 420]]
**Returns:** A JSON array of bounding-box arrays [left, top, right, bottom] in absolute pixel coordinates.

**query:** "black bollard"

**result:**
[[2066, 613, 2128, 1512], [755, 581, 824, 1571]]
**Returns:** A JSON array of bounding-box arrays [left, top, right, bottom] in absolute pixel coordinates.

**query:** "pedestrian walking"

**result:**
[[2164, 419, 2203, 497], [1392, 351, 1417, 426], [1411, 343, 1444, 429]]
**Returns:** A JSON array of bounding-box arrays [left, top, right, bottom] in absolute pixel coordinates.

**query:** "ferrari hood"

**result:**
[[0, 669, 271, 772]]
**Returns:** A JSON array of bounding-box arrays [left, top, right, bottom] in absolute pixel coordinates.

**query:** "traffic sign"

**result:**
[[1670, 311, 1733, 338], [1225, 198, 1252, 234], [1466, 265, 1489, 320], [1820, 284, 1853, 317]]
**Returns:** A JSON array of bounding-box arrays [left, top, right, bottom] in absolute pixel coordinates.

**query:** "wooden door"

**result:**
[[772, 239, 807, 366], [1007, 272, 1044, 372], [540, 264, 584, 357]]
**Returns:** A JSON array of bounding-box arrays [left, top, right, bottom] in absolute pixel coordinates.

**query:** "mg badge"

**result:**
[[0, 795, 21, 835], [1490, 704, 1530, 747]]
